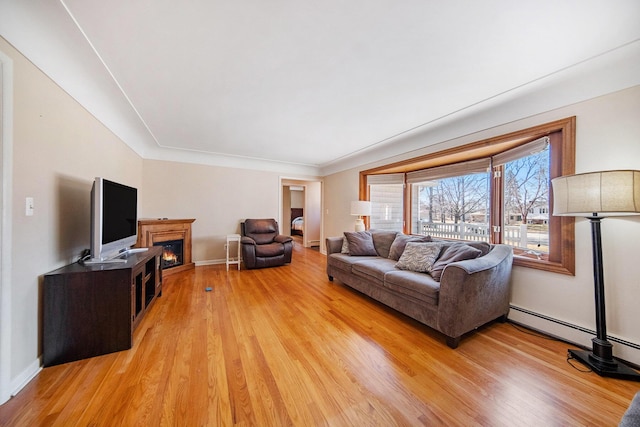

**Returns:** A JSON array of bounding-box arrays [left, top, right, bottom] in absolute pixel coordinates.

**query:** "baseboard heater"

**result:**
[[509, 304, 640, 351]]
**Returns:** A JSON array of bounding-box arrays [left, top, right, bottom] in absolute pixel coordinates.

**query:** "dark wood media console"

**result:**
[[43, 246, 162, 367]]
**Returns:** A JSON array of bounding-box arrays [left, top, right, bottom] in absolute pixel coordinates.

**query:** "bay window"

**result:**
[[361, 117, 575, 275]]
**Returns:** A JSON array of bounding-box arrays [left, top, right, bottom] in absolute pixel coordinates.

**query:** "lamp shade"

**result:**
[[350, 201, 371, 216], [551, 170, 640, 217]]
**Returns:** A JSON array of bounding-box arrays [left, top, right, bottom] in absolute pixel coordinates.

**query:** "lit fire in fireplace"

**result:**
[[155, 239, 184, 269], [162, 249, 179, 265]]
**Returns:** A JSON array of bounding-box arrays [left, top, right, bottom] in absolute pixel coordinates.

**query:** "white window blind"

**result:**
[[492, 136, 549, 166], [406, 158, 491, 183], [367, 173, 405, 185], [369, 176, 404, 232]]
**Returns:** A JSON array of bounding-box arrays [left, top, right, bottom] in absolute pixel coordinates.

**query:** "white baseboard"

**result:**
[[509, 305, 640, 367], [11, 357, 41, 398], [195, 259, 227, 266]]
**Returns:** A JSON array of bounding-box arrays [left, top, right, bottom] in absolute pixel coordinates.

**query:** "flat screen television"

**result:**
[[88, 177, 140, 263]]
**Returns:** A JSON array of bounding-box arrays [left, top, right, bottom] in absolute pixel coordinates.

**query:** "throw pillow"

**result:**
[[430, 243, 483, 281], [370, 230, 399, 259], [344, 231, 378, 256], [388, 234, 432, 261], [340, 236, 350, 254], [465, 241, 491, 257], [394, 242, 443, 273]]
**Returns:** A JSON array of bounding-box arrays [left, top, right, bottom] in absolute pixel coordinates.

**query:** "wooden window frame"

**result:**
[[360, 117, 575, 275]]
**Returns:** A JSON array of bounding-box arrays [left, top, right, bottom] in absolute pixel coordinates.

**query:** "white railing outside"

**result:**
[[419, 221, 490, 242], [418, 221, 534, 248]]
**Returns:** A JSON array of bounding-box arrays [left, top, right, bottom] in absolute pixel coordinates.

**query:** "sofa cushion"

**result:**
[[328, 253, 377, 274], [369, 230, 399, 258], [384, 270, 440, 305], [255, 242, 285, 257], [352, 258, 398, 283], [430, 243, 483, 281], [395, 242, 443, 273], [344, 231, 378, 256], [388, 234, 432, 261]]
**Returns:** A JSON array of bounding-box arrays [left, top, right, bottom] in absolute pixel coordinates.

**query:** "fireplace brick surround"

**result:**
[[136, 219, 195, 276]]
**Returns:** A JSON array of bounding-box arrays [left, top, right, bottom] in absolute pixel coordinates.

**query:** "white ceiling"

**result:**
[[2, 1, 640, 175]]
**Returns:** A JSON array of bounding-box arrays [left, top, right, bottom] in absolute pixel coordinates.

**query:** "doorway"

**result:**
[[280, 178, 322, 249]]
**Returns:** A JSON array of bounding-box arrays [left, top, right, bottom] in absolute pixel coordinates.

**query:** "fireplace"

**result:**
[[136, 218, 195, 277], [155, 239, 184, 269]]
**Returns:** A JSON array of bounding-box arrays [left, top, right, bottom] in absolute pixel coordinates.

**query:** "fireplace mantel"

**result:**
[[136, 219, 195, 276]]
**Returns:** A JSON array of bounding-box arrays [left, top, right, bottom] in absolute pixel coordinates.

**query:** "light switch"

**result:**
[[26, 197, 34, 216]]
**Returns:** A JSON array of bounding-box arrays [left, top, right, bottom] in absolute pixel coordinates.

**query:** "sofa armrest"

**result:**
[[620, 392, 640, 427], [326, 237, 344, 255], [274, 235, 293, 244], [241, 236, 256, 245], [436, 244, 513, 340]]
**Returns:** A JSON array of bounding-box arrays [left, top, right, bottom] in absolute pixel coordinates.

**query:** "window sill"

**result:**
[[513, 254, 574, 276]]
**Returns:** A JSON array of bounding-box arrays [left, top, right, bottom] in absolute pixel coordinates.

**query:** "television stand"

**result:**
[[43, 246, 162, 366]]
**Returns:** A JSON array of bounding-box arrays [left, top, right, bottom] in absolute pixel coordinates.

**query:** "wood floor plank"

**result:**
[[1, 241, 639, 426]]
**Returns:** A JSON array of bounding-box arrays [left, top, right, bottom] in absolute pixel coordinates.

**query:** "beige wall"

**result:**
[[282, 186, 292, 235], [304, 181, 322, 246], [290, 189, 303, 209], [323, 85, 640, 364], [141, 160, 285, 263], [2, 37, 144, 384], [323, 168, 361, 248]]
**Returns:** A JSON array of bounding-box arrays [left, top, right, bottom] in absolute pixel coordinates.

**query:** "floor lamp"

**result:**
[[552, 170, 640, 381], [350, 201, 371, 232]]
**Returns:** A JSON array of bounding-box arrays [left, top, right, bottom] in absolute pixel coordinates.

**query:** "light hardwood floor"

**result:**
[[1, 243, 638, 426]]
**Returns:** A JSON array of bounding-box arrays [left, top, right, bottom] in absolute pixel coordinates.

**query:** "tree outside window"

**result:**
[[502, 144, 550, 256], [412, 173, 490, 241]]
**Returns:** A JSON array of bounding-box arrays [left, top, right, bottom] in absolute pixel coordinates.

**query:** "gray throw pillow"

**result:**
[[388, 234, 432, 261], [369, 230, 398, 259], [430, 243, 483, 281], [395, 242, 443, 273], [464, 241, 491, 257], [344, 231, 378, 256]]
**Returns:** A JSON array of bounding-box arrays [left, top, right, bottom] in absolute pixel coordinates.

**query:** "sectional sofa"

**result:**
[[326, 230, 514, 348]]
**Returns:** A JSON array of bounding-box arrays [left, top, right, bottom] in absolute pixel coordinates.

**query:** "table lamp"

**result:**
[[350, 201, 371, 232]]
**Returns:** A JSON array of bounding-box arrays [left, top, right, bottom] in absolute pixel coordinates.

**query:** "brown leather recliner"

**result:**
[[241, 219, 293, 269]]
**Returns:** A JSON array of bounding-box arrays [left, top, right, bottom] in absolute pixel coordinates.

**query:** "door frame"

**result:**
[[279, 177, 323, 248], [0, 50, 14, 404]]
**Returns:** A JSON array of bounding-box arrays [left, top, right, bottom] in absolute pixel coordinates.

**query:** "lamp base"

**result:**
[[568, 349, 640, 381], [354, 218, 365, 232]]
